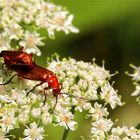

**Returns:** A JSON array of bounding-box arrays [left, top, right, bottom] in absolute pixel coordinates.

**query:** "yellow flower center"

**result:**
[[43, 5, 49, 12], [56, 17, 65, 26], [2, 117, 12, 125], [98, 122, 106, 130], [11, 26, 19, 34], [79, 98, 86, 106], [61, 115, 70, 124], [0, 109, 5, 115], [104, 92, 110, 103], [96, 109, 103, 118], [27, 35, 35, 46], [29, 128, 39, 139]]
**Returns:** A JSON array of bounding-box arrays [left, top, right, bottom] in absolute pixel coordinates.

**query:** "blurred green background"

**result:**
[[37, 0, 140, 139]]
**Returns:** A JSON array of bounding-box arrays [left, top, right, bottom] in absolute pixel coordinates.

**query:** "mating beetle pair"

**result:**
[[0, 47, 62, 106]]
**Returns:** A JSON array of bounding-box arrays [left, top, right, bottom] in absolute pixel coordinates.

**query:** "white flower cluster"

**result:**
[[127, 64, 140, 104], [0, 0, 79, 55], [0, 55, 123, 139], [90, 125, 140, 140], [48, 57, 122, 110], [89, 104, 140, 139], [108, 126, 140, 140]]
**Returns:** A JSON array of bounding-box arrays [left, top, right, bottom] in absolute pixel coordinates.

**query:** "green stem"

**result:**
[[61, 128, 69, 140], [61, 106, 76, 140], [71, 105, 76, 114]]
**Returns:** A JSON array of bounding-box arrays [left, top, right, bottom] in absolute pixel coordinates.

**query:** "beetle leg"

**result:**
[[18, 47, 24, 52], [27, 82, 44, 96], [43, 90, 47, 105], [1, 63, 5, 69], [53, 95, 58, 111], [0, 73, 18, 85]]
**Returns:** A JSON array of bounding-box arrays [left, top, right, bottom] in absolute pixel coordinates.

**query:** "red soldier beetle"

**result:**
[[0, 47, 62, 111]]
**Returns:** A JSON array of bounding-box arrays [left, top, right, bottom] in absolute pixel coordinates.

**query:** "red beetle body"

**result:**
[[0, 47, 33, 72], [18, 63, 61, 96]]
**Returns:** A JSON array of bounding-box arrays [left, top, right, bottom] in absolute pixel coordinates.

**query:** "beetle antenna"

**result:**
[[61, 92, 89, 101]]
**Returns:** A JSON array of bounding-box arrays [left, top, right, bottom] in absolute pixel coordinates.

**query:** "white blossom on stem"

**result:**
[[23, 122, 44, 140], [55, 108, 77, 131]]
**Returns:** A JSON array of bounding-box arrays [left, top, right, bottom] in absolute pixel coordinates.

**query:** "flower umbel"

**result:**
[[0, 0, 79, 55], [0, 54, 124, 139]]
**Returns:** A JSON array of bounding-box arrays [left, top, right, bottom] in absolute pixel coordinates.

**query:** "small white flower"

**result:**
[[53, 95, 71, 110], [128, 64, 140, 81], [0, 114, 16, 132], [100, 82, 122, 109], [111, 126, 124, 136], [19, 31, 44, 56], [0, 130, 10, 140], [54, 12, 79, 34], [18, 110, 30, 123], [55, 109, 77, 131], [89, 102, 109, 120], [132, 84, 140, 96], [31, 108, 41, 118], [91, 118, 113, 135], [40, 2, 55, 15], [41, 112, 52, 125], [12, 90, 28, 105], [4, 22, 23, 40], [0, 33, 10, 51], [78, 79, 88, 90], [75, 98, 92, 112], [24, 122, 44, 140], [85, 88, 98, 100], [91, 63, 110, 86], [36, 14, 51, 29], [123, 126, 139, 139]]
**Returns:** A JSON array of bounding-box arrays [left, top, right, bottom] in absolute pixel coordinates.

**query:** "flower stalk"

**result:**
[[62, 127, 69, 140], [61, 106, 75, 140]]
